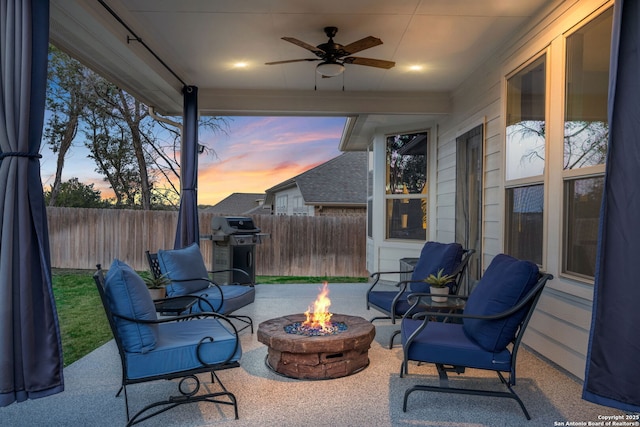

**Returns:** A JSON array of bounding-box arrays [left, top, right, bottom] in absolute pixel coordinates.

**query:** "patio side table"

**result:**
[[154, 296, 199, 316], [408, 295, 466, 323]]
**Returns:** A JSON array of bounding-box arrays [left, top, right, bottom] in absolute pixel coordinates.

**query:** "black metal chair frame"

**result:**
[[93, 265, 241, 426], [400, 272, 553, 420], [367, 248, 475, 348], [146, 250, 254, 333]]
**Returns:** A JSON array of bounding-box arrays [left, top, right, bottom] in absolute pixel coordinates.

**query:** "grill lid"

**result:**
[[211, 216, 261, 235]]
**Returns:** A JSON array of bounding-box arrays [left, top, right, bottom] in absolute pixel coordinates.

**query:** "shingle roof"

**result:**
[[266, 152, 367, 205], [203, 193, 267, 215]]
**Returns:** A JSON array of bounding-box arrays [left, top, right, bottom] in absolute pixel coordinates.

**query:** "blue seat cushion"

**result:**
[[104, 259, 158, 353], [157, 243, 210, 296], [401, 319, 512, 372], [189, 284, 256, 315], [463, 254, 539, 352], [409, 242, 463, 293], [367, 291, 411, 318], [125, 319, 242, 380]]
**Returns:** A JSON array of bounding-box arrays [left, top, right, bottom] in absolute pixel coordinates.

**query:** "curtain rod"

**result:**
[[97, 0, 188, 88]]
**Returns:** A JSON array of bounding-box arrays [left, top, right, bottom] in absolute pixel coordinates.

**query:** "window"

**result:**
[[385, 132, 428, 240], [506, 56, 547, 181], [505, 185, 544, 265], [276, 194, 287, 215], [562, 8, 612, 278], [292, 195, 307, 216], [564, 176, 604, 278], [505, 55, 547, 264]]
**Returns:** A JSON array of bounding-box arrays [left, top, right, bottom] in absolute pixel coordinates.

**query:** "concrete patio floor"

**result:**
[[0, 282, 624, 426]]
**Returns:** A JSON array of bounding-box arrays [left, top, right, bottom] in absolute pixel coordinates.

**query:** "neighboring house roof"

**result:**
[[203, 193, 267, 215], [265, 152, 367, 206]]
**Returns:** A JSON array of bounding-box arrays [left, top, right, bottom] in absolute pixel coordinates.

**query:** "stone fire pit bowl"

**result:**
[[257, 313, 376, 380]]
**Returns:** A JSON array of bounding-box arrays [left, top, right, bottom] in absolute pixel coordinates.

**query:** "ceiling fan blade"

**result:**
[[281, 37, 325, 56], [343, 56, 395, 69], [341, 36, 383, 55], [265, 58, 319, 65]]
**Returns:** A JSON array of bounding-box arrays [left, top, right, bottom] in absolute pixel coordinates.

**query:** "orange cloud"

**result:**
[[197, 159, 315, 205]]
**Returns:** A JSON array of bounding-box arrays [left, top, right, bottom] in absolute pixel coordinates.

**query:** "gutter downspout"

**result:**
[[148, 106, 182, 131]]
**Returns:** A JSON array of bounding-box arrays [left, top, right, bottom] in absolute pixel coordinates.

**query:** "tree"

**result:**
[[88, 79, 154, 209], [386, 133, 427, 194], [148, 116, 228, 208], [44, 45, 89, 206], [45, 45, 228, 210], [44, 178, 105, 208], [507, 119, 608, 171], [83, 104, 142, 208], [563, 121, 608, 169]]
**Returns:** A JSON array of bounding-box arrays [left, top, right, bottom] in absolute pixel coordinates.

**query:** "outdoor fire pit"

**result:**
[[257, 284, 375, 380]]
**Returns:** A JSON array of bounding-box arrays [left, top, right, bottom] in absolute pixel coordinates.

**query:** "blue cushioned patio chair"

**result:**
[[366, 242, 474, 347], [146, 243, 255, 333], [94, 260, 242, 426], [400, 254, 553, 420], [367, 242, 473, 323]]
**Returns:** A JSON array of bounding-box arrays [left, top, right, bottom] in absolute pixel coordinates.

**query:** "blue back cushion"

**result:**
[[157, 243, 210, 296], [104, 259, 157, 353], [409, 242, 464, 292], [463, 254, 539, 352]]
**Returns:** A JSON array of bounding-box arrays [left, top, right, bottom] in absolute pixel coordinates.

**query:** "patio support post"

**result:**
[[174, 85, 200, 249]]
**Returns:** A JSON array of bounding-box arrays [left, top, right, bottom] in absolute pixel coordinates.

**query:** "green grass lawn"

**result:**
[[52, 270, 368, 366], [52, 270, 112, 367]]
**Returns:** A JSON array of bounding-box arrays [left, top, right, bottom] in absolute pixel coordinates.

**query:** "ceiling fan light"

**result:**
[[316, 62, 345, 77]]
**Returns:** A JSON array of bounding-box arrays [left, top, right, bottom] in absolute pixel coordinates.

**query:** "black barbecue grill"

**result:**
[[208, 216, 266, 284]]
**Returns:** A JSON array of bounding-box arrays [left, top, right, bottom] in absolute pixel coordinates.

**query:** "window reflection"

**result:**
[[385, 132, 428, 240], [564, 8, 612, 169], [386, 133, 427, 195], [505, 185, 544, 265], [506, 56, 546, 181], [564, 177, 603, 277]]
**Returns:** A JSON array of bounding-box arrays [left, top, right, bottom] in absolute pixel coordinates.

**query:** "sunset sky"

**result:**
[[39, 116, 346, 206]]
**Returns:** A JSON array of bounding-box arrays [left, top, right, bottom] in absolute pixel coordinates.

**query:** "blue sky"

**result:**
[[39, 116, 346, 205]]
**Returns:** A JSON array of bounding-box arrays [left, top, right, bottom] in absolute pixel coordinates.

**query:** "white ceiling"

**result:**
[[49, 0, 557, 148]]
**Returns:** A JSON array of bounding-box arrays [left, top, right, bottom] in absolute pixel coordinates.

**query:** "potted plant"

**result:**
[[424, 269, 454, 302], [142, 271, 170, 300]]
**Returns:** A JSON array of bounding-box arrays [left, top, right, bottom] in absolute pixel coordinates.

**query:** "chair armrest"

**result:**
[[153, 295, 200, 303], [165, 277, 224, 311], [207, 268, 254, 286], [370, 269, 413, 281], [367, 269, 415, 295], [112, 309, 232, 325]]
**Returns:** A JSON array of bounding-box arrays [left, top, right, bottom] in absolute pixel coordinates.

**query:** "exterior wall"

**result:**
[[315, 206, 365, 217], [433, 0, 612, 379], [273, 186, 314, 216], [365, 0, 611, 379], [273, 187, 365, 217]]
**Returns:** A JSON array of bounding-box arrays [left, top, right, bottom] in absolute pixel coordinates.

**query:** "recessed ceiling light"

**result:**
[[408, 65, 423, 72], [233, 62, 249, 68]]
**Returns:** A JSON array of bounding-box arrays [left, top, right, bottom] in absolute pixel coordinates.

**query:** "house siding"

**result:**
[[316, 206, 365, 217]]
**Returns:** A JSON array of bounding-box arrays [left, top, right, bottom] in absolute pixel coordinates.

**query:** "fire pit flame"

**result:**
[[303, 282, 333, 332], [283, 282, 347, 336]]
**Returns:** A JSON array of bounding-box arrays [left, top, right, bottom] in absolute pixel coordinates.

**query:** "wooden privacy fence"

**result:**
[[47, 207, 368, 277]]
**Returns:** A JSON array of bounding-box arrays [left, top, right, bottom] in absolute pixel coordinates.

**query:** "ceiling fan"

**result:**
[[265, 26, 395, 77]]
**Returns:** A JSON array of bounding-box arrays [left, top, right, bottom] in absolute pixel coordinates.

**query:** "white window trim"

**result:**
[[502, 48, 551, 270]]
